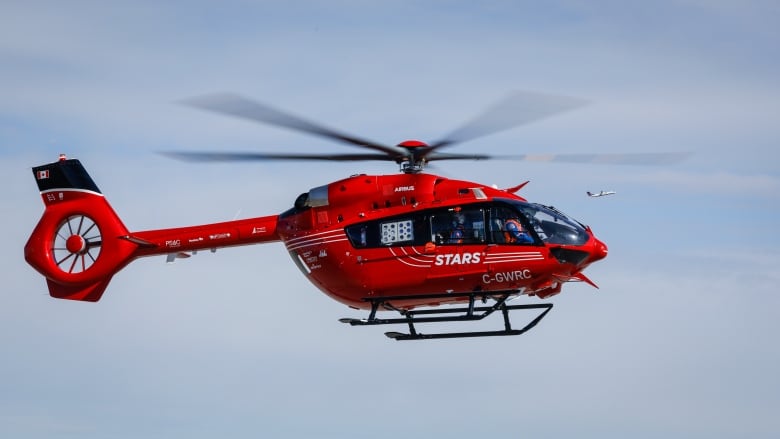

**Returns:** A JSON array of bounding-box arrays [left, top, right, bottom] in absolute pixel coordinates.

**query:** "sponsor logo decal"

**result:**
[[434, 252, 481, 266]]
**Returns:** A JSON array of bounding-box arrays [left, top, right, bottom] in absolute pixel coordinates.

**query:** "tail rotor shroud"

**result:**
[[25, 157, 134, 301]]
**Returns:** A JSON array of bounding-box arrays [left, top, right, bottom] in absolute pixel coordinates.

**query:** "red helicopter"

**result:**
[[24, 92, 686, 340]]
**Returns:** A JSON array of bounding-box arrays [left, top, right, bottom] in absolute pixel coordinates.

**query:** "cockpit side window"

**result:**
[[430, 207, 486, 245], [488, 205, 537, 245]]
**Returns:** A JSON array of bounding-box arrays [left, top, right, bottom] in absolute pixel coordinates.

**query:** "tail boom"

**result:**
[[125, 216, 280, 258], [25, 156, 280, 302]]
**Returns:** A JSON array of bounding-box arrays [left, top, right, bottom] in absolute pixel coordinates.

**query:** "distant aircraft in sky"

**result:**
[[587, 190, 616, 198]]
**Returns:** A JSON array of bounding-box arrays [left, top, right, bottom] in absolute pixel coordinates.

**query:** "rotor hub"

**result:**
[[397, 140, 429, 149], [66, 234, 87, 254], [397, 140, 430, 173]]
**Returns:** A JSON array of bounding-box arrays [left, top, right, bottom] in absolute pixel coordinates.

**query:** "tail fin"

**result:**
[[25, 156, 138, 301]]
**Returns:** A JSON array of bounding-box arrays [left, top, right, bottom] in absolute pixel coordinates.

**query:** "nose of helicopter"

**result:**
[[590, 237, 608, 262]]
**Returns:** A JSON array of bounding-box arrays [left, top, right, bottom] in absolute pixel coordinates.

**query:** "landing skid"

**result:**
[[339, 291, 553, 340]]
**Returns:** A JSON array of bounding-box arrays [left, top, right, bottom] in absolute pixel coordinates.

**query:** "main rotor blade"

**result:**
[[181, 93, 404, 158], [164, 150, 690, 165], [426, 91, 588, 153], [479, 152, 692, 165], [423, 152, 493, 161], [161, 151, 393, 162]]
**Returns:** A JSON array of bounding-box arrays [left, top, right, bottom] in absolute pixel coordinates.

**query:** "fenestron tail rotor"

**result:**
[[52, 215, 102, 274]]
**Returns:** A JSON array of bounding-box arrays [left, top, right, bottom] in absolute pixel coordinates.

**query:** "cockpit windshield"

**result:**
[[507, 201, 589, 246]]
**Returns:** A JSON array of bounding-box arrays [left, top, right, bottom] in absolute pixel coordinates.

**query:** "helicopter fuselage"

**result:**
[[275, 172, 607, 309]]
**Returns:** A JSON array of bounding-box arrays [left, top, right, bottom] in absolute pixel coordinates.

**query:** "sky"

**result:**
[[2, 1, 779, 438]]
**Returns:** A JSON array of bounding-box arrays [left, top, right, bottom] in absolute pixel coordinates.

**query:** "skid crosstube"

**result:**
[[339, 291, 553, 341]]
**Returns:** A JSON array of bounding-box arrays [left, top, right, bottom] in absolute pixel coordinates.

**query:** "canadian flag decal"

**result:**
[[37, 170, 50, 180]]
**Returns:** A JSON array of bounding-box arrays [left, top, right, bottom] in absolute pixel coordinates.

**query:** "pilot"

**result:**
[[449, 211, 466, 244], [504, 218, 533, 244]]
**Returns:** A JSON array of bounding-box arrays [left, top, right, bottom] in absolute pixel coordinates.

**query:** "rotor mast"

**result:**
[[397, 140, 429, 174]]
